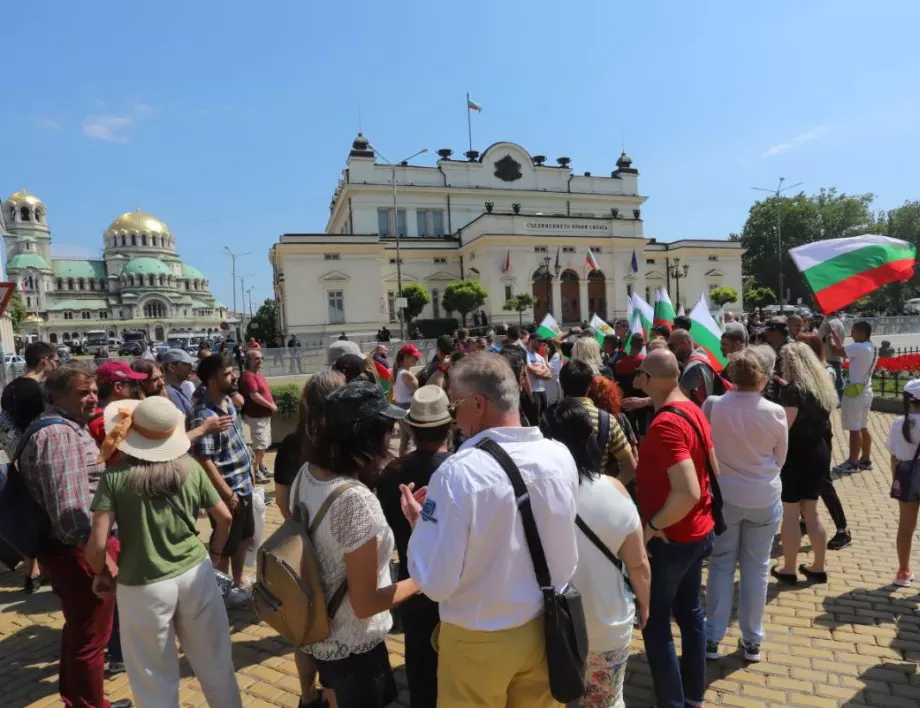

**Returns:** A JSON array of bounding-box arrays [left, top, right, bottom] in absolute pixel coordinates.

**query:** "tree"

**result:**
[[245, 299, 280, 342], [708, 285, 739, 308], [400, 283, 430, 324], [743, 286, 776, 316], [502, 293, 537, 326], [441, 280, 488, 326], [7, 290, 26, 333]]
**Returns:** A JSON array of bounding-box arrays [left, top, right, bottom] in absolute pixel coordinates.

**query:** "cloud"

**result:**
[[762, 125, 831, 158], [132, 102, 152, 115], [82, 114, 134, 143], [35, 117, 61, 132]]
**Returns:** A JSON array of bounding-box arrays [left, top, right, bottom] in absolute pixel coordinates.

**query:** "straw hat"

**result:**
[[403, 385, 452, 428], [101, 396, 190, 463]]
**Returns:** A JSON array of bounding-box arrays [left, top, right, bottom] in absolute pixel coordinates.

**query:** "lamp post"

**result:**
[[223, 246, 250, 340], [239, 272, 254, 338], [753, 177, 802, 308], [669, 258, 690, 307], [369, 145, 429, 341], [537, 255, 561, 317]]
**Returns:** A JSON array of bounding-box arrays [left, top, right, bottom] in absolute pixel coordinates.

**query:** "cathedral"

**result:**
[[1, 190, 227, 345]]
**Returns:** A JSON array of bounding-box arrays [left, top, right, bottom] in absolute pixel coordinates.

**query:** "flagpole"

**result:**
[[466, 92, 473, 153]]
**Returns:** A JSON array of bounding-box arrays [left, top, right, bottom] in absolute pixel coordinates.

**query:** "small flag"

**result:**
[[789, 234, 916, 314], [535, 313, 562, 340], [585, 248, 600, 274], [467, 97, 483, 112], [502, 250, 510, 274], [653, 287, 676, 329], [688, 293, 728, 372], [589, 314, 615, 347], [630, 249, 639, 274], [623, 309, 648, 353], [629, 293, 654, 338], [555, 246, 561, 270]]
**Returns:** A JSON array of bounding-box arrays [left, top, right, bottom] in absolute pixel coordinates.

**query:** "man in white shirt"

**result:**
[[827, 320, 875, 473], [402, 352, 579, 708], [525, 335, 552, 423]]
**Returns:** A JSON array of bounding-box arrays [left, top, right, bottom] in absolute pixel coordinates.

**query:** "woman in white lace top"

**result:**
[[293, 381, 420, 708]]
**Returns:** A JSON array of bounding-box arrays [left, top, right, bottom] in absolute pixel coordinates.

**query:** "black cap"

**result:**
[[326, 381, 407, 426]]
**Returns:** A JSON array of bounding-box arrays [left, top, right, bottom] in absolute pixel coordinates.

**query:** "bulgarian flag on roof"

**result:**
[[653, 286, 676, 328], [688, 293, 728, 372], [535, 313, 562, 340], [789, 235, 916, 314], [585, 248, 600, 274], [629, 292, 654, 337]]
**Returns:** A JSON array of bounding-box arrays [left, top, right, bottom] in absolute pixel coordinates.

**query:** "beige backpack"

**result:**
[[253, 472, 359, 648]]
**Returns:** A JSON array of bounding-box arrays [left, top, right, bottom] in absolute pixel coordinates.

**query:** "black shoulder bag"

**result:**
[[652, 405, 726, 536], [475, 437, 588, 704]]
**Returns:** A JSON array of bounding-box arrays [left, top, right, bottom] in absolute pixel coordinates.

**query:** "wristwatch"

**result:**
[[648, 518, 660, 532]]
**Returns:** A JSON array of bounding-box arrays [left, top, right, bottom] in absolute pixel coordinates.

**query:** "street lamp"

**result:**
[[224, 246, 250, 340], [537, 255, 561, 317], [370, 145, 429, 340], [669, 258, 690, 306], [753, 177, 803, 308]]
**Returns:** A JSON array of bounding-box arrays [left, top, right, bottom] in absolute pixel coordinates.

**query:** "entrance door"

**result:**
[[531, 269, 552, 322], [560, 270, 579, 324], [155, 325, 165, 341], [588, 271, 606, 321]]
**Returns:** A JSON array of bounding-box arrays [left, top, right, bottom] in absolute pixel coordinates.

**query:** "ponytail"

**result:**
[[903, 393, 914, 444]]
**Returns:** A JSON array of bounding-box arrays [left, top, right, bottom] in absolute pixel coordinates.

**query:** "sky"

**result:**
[[4, 0, 920, 311]]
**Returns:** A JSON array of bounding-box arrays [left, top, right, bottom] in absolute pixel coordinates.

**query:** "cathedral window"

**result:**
[[56, 278, 63, 290], [20, 207, 30, 221], [78, 278, 85, 290], [68, 278, 75, 290], [131, 234, 137, 246]]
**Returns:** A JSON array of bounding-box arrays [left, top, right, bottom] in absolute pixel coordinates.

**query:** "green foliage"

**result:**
[[246, 299, 280, 342], [8, 290, 26, 333], [400, 283, 430, 323], [269, 383, 301, 420], [503, 293, 537, 325], [743, 286, 777, 315], [441, 280, 488, 326], [412, 318, 459, 338], [708, 286, 739, 308]]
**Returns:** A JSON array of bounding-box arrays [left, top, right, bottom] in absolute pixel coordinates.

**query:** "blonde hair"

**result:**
[[122, 454, 191, 498], [647, 337, 669, 352], [780, 342, 838, 413], [727, 348, 767, 389], [571, 337, 604, 374]]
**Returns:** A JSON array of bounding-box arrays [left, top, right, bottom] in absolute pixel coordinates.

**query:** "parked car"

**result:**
[[4, 354, 25, 376], [119, 341, 144, 356], [57, 346, 72, 364]]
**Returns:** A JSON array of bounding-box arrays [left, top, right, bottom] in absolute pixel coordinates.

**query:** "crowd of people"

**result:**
[[0, 304, 914, 708]]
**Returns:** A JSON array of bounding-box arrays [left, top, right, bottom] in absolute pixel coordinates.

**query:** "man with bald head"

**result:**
[[668, 328, 717, 406], [633, 348, 717, 708]]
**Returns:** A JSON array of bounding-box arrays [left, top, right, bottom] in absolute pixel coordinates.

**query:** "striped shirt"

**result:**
[[189, 395, 254, 496], [573, 397, 632, 471]]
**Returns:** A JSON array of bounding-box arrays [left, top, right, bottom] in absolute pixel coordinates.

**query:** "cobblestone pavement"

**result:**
[[1, 411, 918, 707]]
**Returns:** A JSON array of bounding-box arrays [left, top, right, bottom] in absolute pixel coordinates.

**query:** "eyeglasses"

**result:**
[[448, 397, 470, 419]]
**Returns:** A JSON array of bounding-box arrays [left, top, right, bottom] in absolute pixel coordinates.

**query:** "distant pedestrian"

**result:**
[[239, 350, 277, 484]]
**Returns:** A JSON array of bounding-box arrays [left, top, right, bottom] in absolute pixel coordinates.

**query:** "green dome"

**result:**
[[7, 253, 51, 271], [53, 259, 106, 279], [123, 257, 173, 276], [180, 263, 206, 280]]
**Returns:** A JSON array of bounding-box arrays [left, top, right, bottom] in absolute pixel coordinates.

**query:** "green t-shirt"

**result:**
[[91, 459, 221, 586]]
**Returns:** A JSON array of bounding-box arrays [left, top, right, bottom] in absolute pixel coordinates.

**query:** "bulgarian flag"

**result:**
[[535, 313, 562, 340], [629, 293, 654, 337], [653, 286, 676, 328], [467, 96, 483, 111], [789, 235, 916, 314], [623, 309, 647, 353], [688, 293, 728, 372], [585, 248, 600, 274], [589, 314, 615, 347]]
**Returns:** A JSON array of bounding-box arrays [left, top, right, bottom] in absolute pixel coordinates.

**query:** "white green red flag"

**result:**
[[688, 293, 728, 372], [585, 248, 600, 275], [623, 309, 647, 353], [467, 96, 482, 111], [535, 313, 562, 340], [653, 287, 676, 328], [789, 235, 916, 314], [629, 293, 654, 337], [589, 314, 615, 347]]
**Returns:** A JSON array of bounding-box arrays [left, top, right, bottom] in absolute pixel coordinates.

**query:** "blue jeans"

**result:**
[[705, 500, 782, 645], [831, 360, 844, 401], [642, 533, 713, 708]]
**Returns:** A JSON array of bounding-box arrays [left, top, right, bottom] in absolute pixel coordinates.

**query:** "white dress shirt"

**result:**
[[407, 426, 579, 631]]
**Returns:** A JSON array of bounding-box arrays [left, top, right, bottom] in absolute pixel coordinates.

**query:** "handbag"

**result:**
[[844, 345, 877, 398], [475, 438, 589, 704], [893, 436, 920, 502]]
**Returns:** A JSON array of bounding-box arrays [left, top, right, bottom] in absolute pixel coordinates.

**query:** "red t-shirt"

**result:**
[[239, 371, 274, 418], [614, 353, 645, 377], [636, 400, 714, 543], [88, 406, 106, 448]]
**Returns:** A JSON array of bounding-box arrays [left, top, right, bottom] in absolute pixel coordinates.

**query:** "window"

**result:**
[[100, 312, 108, 320], [89, 280, 96, 291], [26, 296, 31, 307], [131, 234, 137, 246], [562, 247, 575, 254], [327, 290, 345, 324], [534, 246, 548, 253], [432, 288, 441, 318], [142, 234, 148, 246], [708, 255, 719, 262], [64, 312, 74, 320], [593, 247, 602, 253], [56, 278, 63, 290], [646, 258, 656, 264], [505, 285, 513, 302], [708, 283, 719, 292], [68, 278, 75, 290], [377, 208, 407, 237], [324, 253, 341, 261], [626, 284, 633, 297], [81, 311, 91, 320], [143, 301, 167, 319], [433, 257, 447, 264], [646, 287, 653, 302], [388, 258, 404, 265], [387, 291, 398, 323], [120, 235, 126, 247], [417, 209, 445, 237]]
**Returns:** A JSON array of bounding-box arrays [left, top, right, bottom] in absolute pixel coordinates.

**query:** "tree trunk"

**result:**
[[518, 310, 523, 326]]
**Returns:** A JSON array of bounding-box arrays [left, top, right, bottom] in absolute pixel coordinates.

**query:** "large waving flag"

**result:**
[[535, 313, 562, 340], [653, 287, 676, 328], [688, 293, 728, 372], [789, 234, 916, 314], [623, 309, 647, 353], [589, 313, 615, 347], [629, 293, 654, 337]]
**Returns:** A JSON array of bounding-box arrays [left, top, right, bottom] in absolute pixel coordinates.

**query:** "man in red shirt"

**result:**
[[89, 362, 148, 464], [239, 349, 276, 483], [634, 349, 717, 708]]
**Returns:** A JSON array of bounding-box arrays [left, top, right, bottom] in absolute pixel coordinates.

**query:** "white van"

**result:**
[[904, 298, 920, 315]]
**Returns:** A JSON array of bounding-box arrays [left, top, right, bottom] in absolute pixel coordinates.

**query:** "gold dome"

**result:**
[[105, 209, 172, 237], [6, 190, 44, 207]]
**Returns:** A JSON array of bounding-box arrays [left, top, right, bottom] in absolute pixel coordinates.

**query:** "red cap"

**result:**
[[96, 362, 148, 384], [400, 344, 422, 359]]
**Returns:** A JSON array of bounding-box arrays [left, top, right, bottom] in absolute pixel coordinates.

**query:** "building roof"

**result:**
[[47, 299, 108, 311], [190, 299, 211, 309], [105, 209, 172, 237], [180, 263, 206, 280], [5, 190, 44, 207], [53, 259, 106, 279], [123, 257, 173, 276], [214, 300, 227, 309], [7, 253, 51, 271]]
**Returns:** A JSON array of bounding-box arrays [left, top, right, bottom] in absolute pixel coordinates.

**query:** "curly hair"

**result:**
[[780, 341, 838, 413], [587, 374, 623, 416]]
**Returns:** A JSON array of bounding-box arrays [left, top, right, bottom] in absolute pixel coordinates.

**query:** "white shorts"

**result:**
[[840, 391, 872, 431], [245, 415, 272, 450]]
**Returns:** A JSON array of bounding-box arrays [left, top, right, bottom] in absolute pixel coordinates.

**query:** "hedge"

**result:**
[[270, 383, 301, 420], [412, 318, 459, 338]]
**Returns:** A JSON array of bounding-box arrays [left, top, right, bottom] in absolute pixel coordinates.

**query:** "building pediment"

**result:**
[[646, 270, 665, 280], [319, 270, 351, 283], [705, 269, 725, 278], [424, 270, 459, 282], [382, 271, 418, 284]]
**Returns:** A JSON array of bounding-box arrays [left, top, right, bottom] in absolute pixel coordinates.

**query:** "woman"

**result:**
[[588, 374, 638, 465], [86, 396, 242, 708], [702, 347, 787, 663], [887, 379, 920, 586], [274, 371, 346, 708], [771, 342, 838, 585], [539, 399, 650, 708], [393, 344, 422, 456], [294, 381, 419, 708], [572, 337, 612, 378], [796, 332, 836, 382], [544, 339, 564, 405]]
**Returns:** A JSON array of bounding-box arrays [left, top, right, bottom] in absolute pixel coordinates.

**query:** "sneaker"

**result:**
[[259, 465, 273, 478], [858, 458, 873, 470], [705, 640, 721, 660], [225, 586, 252, 609], [827, 530, 852, 550], [739, 639, 761, 663], [894, 570, 915, 587], [106, 661, 126, 677], [833, 461, 860, 474], [255, 469, 272, 484]]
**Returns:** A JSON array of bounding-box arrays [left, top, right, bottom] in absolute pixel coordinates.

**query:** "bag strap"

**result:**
[[597, 408, 611, 455], [13, 417, 68, 464], [308, 480, 361, 536], [575, 514, 633, 594], [910, 433, 920, 468], [475, 438, 553, 590]]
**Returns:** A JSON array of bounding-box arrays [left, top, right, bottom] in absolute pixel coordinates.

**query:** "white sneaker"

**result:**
[[255, 469, 272, 484], [225, 586, 252, 608]]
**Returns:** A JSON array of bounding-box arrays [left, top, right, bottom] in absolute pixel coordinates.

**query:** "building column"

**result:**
[[551, 279, 562, 319], [579, 279, 590, 322]]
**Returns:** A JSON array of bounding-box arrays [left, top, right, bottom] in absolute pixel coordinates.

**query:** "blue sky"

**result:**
[[5, 0, 920, 310]]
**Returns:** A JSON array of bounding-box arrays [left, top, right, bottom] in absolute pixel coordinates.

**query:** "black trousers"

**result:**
[[821, 474, 848, 531], [402, 595, 439, 708]]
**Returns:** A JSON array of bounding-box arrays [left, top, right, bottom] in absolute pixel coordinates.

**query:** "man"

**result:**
[[674, 314, 693, 332], [560, 359, 637, 483], [614, 318, 630, 344], [89, 362, 148, 458], [723, 311, 736, 323], [287, 333, 303, 374], [419, 335, 452, 388], [23, 340, 59, 382], [338, 331, 348, 341], [602, 333, 620, 368], [720, 322, 749, 367], [524, 335, 552, 423], [131, 359, 166, 397], [19, 364, 132, 708], [485, 333, 500, 352], [189, 354, 254, 607], [403, 353, 579, 707], [634, 349, 716, 708], [828, 321, 876, 474], [377, 385, 452, 708], [162, 348, 198, 416], [505, 324, 525, 350], [786, 314, 804, 339], [198, 341, 213, 360], [239, 350, 277, 484], [669, 328, 715, 405], [818, 312, 846, 398]]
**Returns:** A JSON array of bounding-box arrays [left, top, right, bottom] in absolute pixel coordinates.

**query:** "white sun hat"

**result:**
[[101, 396, 190, 463]]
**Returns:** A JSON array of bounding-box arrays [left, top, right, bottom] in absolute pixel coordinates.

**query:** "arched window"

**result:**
[[143, 301, 167, 319], [148, 274, 155, 286], [49, 333, 57, 343], [131, 234, 137, 246], [35, 208, 44, 223], [159, 274, 165, 286], [56, 278, 63, 290], [20, 206, 30, 221], [152, 235, 158, 248], [120, 234, 126, 247], [78, 278, 85, 290], [128, 275, 134, 287], [141, 234, 148, 246], [68, 278, 75, 290], [63, 332, 70, 341]]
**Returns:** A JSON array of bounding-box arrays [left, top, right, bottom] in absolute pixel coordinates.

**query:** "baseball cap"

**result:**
[[722, 322, 749, 344], [96, 361, 148, 384], [326, 381, 408, 426], [905, 379, 920, 400], [325, 340, 362, 366], [161, 348, 197, 365], [399, 343, 422, 359]]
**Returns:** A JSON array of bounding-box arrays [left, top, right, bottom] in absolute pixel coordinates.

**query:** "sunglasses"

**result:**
[[448, 397, 470, 419]]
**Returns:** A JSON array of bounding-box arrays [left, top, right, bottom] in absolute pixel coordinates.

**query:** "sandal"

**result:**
[[771, 567, 798, 585], [798, 564, 828, 583]]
